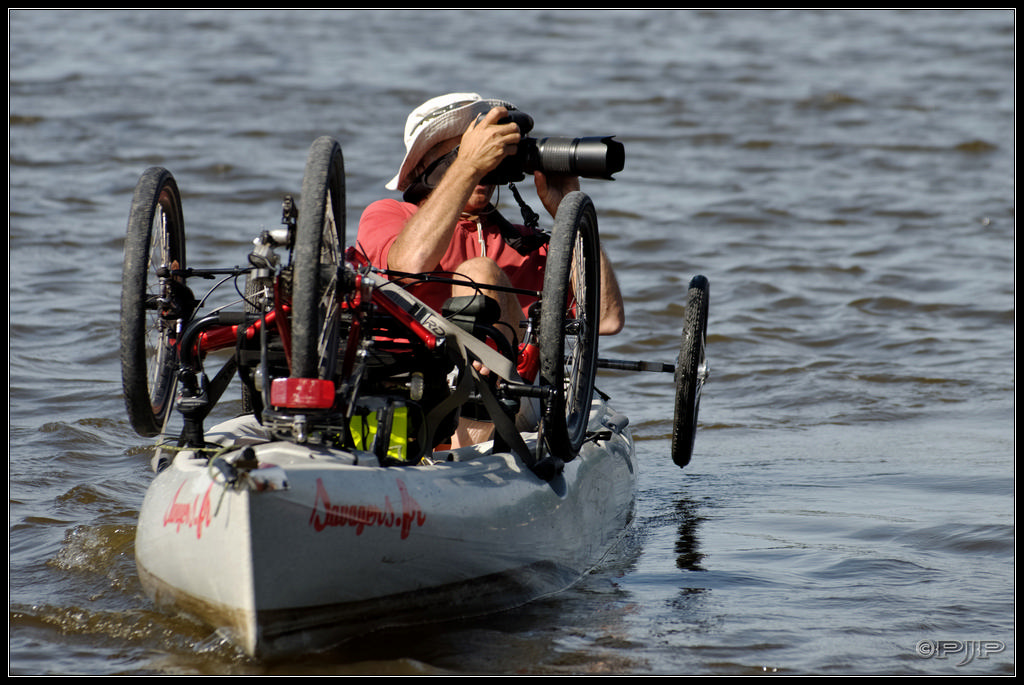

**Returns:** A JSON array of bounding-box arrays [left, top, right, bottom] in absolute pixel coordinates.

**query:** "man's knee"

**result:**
[[453, 256, 505, 287], [450, 257, 523, 349]]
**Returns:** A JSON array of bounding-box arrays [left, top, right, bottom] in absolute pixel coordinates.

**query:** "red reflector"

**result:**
[[271, 378, 335, 409], [517, 342, 540, 383]]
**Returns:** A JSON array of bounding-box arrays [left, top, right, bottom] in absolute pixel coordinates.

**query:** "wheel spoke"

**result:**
[[315, 194, 341, 376]]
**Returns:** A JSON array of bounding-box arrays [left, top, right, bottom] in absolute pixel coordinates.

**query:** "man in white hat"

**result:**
[[357, 93, 624, 444], [358, 92, 624, 336]]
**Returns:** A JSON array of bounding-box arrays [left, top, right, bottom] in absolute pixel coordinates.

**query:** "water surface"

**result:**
[[9, 9, 1014, 675]]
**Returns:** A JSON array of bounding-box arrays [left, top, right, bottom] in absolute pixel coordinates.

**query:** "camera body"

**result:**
[[481, 111, 625, 186]]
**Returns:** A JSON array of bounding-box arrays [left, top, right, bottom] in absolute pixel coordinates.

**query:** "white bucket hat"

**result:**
[[386, 92, 517, 191]]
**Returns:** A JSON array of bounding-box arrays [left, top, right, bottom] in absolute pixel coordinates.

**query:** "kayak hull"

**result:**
[[135, 401, 635, 658]]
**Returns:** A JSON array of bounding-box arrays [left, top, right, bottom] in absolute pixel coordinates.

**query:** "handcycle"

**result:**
[[119, 136, 709, 480]]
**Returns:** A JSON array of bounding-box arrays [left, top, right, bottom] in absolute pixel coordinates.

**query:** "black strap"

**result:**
[[425, 352, 474, 448], [487, 206, 549, 256], [469, 362, 536, 470]]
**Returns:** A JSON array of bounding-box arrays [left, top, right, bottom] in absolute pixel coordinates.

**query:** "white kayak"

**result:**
[[123, 141, 707, 660], [134, 399, 635, 659]]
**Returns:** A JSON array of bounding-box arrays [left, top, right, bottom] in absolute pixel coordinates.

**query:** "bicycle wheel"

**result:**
[[290, 136, 346, 380], [538, 191, 601, 459], [671, 274, 709, 468], [120, 167, 189, 437]]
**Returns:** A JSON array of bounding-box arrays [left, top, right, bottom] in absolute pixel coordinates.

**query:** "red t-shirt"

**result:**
[[356, 199, 548, 315]]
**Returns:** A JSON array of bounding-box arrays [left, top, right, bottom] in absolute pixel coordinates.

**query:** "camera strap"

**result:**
[[486, 203, 549, 256], [508, 183, 540, 230]]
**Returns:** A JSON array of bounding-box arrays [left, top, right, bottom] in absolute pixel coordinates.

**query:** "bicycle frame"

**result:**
[[164, 222, 543, 450], [124, 146, 701, 479], [154, 196, 663, 471]]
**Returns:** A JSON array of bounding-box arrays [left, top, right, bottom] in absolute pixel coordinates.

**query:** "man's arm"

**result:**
[[598, 248, 625, 335], [387, 108, 520, 273], [534, 171, 625, 335]]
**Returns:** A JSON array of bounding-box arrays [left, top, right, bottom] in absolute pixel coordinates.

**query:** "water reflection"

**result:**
[[674, 497, 707, 573]]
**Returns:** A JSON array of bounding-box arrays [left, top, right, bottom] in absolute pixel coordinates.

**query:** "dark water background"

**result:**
[[8, 9, 1014, 675]]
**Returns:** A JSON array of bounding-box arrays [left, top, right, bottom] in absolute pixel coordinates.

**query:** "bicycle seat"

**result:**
[[441, 294, 516, 360]]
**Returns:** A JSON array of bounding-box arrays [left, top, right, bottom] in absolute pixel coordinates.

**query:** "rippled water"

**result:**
[[9, 9, 1014, 675]]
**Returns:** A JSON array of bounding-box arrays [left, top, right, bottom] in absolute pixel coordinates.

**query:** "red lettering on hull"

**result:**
[[162, 482, 214, 539], [308, 478, 426, 539]]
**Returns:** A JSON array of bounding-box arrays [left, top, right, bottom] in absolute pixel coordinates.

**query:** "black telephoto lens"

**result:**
[[532, 136, 625, 180]]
